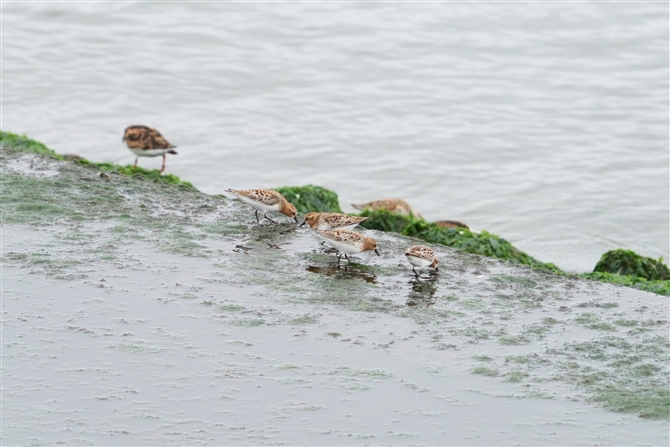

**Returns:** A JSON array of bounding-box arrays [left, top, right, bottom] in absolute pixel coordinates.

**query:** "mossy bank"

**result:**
[[2, 130, 668, 296], [2, 132, 668, 429]]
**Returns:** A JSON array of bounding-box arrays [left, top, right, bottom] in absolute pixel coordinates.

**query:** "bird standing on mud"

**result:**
[[316, 229, 380, 265], [405, 245, 439, 278], [122, 125, 177, 173], [225, 188, 299, 224]]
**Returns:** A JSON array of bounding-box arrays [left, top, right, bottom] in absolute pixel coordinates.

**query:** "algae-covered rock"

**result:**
[[77, 160, 195, 189], [358, 209, 561, 272], [274, 184, 342, 214], [0, 131, 64, 160], [583, 272, 670, 297], [1, 130, 194, 189], [593, 249, 669, 281], [357, 208, 414, 233], [3, 144, 670, 429]]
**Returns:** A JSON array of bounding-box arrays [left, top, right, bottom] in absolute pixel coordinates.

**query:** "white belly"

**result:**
[[238, 195, 280, 213], [325, 239, 361, 255], [406, 255, 431, 268], [335, 222, 360, 231], [129, 148, 170, 158]]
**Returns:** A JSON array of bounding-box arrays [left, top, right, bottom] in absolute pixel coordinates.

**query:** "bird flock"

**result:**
[[123, 125, 455, 278]]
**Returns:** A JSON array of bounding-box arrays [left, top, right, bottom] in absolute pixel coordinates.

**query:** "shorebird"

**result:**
[[316, 229, 380, 265], [300, 212, 369, 231], [435, 220, 469, 229], [352, 198, 422, 218], [122, 125, 177, 173], [405, 245, 439, 278], [225, 188, 298, 224]]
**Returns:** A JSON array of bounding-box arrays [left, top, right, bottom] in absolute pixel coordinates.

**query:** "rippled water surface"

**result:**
[[3, 2, 668, 271]]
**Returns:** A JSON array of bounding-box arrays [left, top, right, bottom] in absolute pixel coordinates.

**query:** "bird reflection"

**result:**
[[306, 264, 378, 284], [406, 275, 438, 307]]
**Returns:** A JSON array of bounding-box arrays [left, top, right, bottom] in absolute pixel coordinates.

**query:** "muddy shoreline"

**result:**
[[2, 146, 668, 444]]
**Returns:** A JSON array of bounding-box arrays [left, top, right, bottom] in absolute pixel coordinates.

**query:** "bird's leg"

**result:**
[[344, 254, 351, 263], [133, 158, 138, 169], [160, 155, 166, 173], [264, 213, 277, 224], [255, 210, 260, 223], [413, 267, 420, 278], [337, 254, 342, 266]]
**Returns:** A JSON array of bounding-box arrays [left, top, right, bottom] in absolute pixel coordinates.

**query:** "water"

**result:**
[[2, 149, 668, 444], [3, 2, 668, 272]]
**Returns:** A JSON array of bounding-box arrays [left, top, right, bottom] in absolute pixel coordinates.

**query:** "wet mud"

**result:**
[[2, 150, 668, 445]]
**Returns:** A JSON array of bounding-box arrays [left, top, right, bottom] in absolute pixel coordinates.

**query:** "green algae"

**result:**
[[594, 249, 669, 280], [582, 271, 670, 296], [6, 130, 669, 296], [489, 335, 670, 420], [581, 249, 670, 296], [286, 314, 318, 325], [1, 129, 194, 188], [77, 159, 195, 189], [0, 131, 64, 159], [274, 184, 342, 214], [358, 209, 561, 272], [4, 139, 669, 434], [471, 366, 499, 377]]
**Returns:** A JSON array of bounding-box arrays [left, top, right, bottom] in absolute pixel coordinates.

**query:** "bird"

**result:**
[[225, 188, 298, 224], [122, 125, 177, 173], [435, 220, 469, 230], [352, 198, 422, 218], [405, 245, 439, 278], [316, 229, 380, 265], [300, 212, 369, 231]]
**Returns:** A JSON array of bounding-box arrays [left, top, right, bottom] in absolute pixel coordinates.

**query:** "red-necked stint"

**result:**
[[435, 220, 469, 229], [405, 245, 439, 278], [316, 229, 380, 265], [352, 198, 422, 218], [301, 212, 369, 231], [225, 188, 298, 224]]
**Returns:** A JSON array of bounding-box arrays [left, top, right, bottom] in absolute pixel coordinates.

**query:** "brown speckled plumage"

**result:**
[[435, 220, 469, 230], [123, 125, 176, 151], [123, 125, 177, 173], [316, 229, 379, 264], [405, 245, 439, 276], [123, 125, 177, 154], [225, 188, 298, 223], [301, 212, 369, 231], [352, 198, 421, 218]]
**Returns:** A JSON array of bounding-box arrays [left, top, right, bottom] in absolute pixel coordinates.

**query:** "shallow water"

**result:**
[[3, 2, 668, 272], [2, 150, 668, 444]]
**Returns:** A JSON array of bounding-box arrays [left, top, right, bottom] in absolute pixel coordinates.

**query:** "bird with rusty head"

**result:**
[[405, 245, 439, 278], [225, 188, 298, 224], [316, 229, 380, 265]]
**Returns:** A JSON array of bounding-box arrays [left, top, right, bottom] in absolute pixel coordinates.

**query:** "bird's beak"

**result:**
[[374, 248, 380, 256], [294, 216, 299, 224], [299, 220, 306, 227]]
